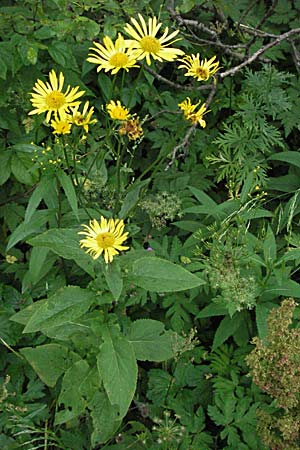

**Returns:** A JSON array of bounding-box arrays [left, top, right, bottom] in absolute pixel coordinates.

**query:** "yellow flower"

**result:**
[[70, 101, 97, 133], [178, 97, 208, 128], [106, 100, 130, 120], [178, 54, 219, 81], [87, 33, 138, 75], [79, 216, 129, 263], [51, 115, 72, 135], [119, 117, 143, 140], [124, 13, 184, 66], [29, 70, 85, 122]]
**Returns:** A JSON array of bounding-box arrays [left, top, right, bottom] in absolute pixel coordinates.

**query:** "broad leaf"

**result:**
[[20, 344, 81, 387], [212, 314, 244, 351], [97, 326, 137, 417], [89, 390, 121, 446], [23, 286, 95, 333], [127, 319, 175, 362], [129, 256, 205, 292]]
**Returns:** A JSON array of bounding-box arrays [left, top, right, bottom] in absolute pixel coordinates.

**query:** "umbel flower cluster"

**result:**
[[28, 13, 220, 264]]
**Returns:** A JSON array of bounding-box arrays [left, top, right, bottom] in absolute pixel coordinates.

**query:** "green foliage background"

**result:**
[[1, 0, 300, 449]]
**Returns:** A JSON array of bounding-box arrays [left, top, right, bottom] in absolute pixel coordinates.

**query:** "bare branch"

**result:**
[[219, 28, 300, 79], [165, 124, 197, 171]]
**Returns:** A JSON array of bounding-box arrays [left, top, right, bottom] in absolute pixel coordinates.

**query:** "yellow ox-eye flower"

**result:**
[[178, 97, 208, 128], [79, 216, 129, 263], [29, 70, 85, 122], [106, 100, 130, 121], [50, 115, 72, 135], [70, 101, 97, 133], [178, 54, 220, 81], [124, 14, 184, 66], [87, 33, 138, 75]]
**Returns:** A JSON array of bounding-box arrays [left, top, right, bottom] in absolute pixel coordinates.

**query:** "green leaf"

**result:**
[[97, 326, 138, 417], [212, 314, 243, 351], [97, 73, 112, 101], [255, 302, 275, 339], [23, 286, 95, 333], [20, 344, 81, 387], [10, 300, 44, 325], [103, 261, 123, 301], [0, 150, 11, 185], [11, 152, 37, 185], [263, 225, 277, 262], [28, 247, 50, 284], [6, 210, 52, 250], [89, 391, 121, 446], [0, 58, 7, 79], [119, 180, 149, 219], [197, 303, 228, 318], [55, 360, 91, 425], [127, 319, 175, 362], [129, 256, 205, 292], [25, 175, 56, 223], [57, 170, 79, 220], [269, 151, 300, 168], [28, 228, 95, 276]]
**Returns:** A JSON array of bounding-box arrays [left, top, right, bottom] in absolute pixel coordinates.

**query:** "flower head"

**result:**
[[50, 115, 72, 135], [119, 117, 143, 140], [178, 97, 208, 128], [124, 14, 184, 66], [178, 54, 219, 81], [87, 33, 138, 75], [29, 70, 85, 122], [70, 101, 97, 132], [106, 100, 130, 121], [79, 216, 129, 263]]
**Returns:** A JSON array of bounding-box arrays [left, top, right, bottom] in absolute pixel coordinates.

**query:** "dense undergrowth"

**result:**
[[1, 0, 300, 449]]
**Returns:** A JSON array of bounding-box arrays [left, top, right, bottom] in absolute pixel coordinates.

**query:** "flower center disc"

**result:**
[[45, 91, 66, 109], [109, 52, 129, 67], [140, 36, 161, 53], [96, 232, 115, 249], [195, 67, 209, 80]]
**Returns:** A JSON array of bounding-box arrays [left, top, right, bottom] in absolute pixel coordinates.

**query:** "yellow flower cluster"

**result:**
[[29, 70, 97, 135], [87, 14, 185, 73], [106, 100, 143, 141]]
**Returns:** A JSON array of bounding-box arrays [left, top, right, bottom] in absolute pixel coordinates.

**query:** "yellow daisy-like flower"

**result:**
[[178, 97, 208, 128], [124, 13, 184, 66], [119, 117, 143, 141], [87, 33, 138, 75], [106, 100, 130, 121], [70, 101, 97, 133], [79, 216, 129, 263], [29, 69, 85, 122], [50, 115, 72, 135], [178, 54, 219, 81]]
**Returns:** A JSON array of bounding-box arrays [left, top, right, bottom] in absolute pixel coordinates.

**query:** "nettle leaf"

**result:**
[[129, 256, 205, 292], [28, 228, 95, 276], [55, 360, 96, 425], [97, 326, 137, 418], [89, 390, 121, 446], [23, 286, 95, 333], [20, 344, 81, 387], [127, 319, 176, 362]]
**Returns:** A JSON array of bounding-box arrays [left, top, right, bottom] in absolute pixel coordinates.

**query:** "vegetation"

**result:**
[[1, 0, 300, 448]]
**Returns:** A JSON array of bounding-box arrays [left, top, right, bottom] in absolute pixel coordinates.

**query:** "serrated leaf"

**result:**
[[20, 344, 81, 387], [23, 286, 95, 333], [97, 326, 137, 418], [129, 256, 205, 292], [127, 319, 175, 361]]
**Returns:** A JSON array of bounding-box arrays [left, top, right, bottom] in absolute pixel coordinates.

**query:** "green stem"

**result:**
[[114, 138, 123, 214]]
